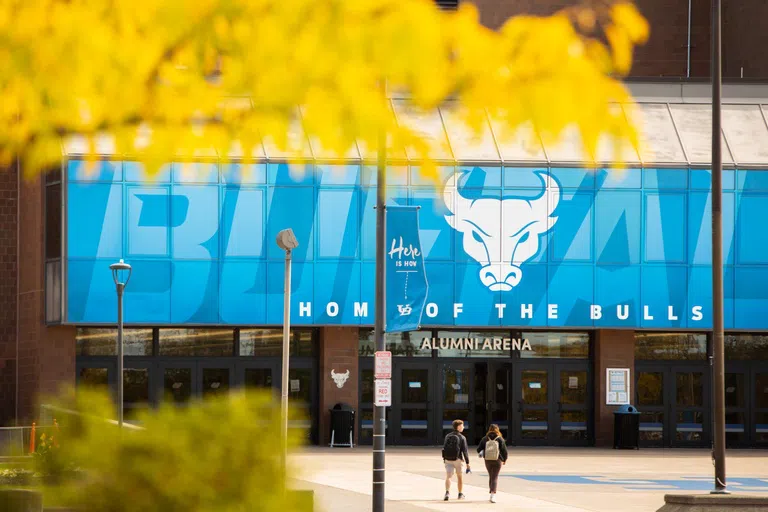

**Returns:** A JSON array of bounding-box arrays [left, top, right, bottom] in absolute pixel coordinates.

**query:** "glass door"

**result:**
[[394, 363, 434, 445], [123, 361, 153, 424], [753, 369, 768, 446], [199, 361, 233, 400], [724, 363, 750, 447], [157, 361, 196, 406], [485, 363, 512, 441], [438, 363, 474, 442], [554, 363, 590, 445], [514, 364, 551, 445], [672, 366, 710, 447], [636, 366, 666, 446]]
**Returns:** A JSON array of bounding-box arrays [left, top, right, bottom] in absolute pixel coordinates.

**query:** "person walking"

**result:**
[[442, 419, 470, 501], [477, 424, 508, 503]]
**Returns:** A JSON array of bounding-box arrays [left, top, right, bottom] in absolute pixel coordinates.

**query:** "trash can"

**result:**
[[613, 404, 641, 449], [329, 403, 355, 448]]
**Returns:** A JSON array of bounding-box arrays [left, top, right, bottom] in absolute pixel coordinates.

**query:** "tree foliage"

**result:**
[[0, 0, 648, 177]]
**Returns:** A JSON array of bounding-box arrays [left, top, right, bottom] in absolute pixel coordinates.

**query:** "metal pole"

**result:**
[[372, 124, 387, 511], [282, 248, 292, 474], [710, 0, 727, 494], [116, 283, 124, 429]]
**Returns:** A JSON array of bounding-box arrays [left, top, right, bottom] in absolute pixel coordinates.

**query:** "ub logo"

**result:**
[[444, 170, 560, 292], [397, 304, 413, 316], [331, 369, 350, 389]]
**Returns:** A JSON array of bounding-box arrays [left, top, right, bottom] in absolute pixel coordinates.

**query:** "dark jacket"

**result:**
[[477, 433, 508, 463], [443, 430, 470, 464]]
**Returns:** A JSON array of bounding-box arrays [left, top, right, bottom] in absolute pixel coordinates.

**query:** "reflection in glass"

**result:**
[[725, 412, 746, 444], [401, 409, 429, 439], [79, 368, 108, 388], [637, 372, 664, 406], [435, 331, 511, 358], [560, 411, 587, 441], [639, 411, 664, 442], [288, 369, 311, 405], [521, 370, 548, 405], [202, 368, 230, 398], [756, 412, 768, 443], [725, 373, 745, 408], [244, 368, 272, 391], [756, 374, 768, 409], [358, 329, 431, 357], [401, 369, 429, 403], [159, 329, 233, 356], [164, 368, 192, 404], [635, 333, 707, 360], [361, 370, 374, 403], [489, 411, 509, 439], [443, 368, 470, 405], [559, 371, 587, 405], [675, 411, 703, 442], [725, 334, 768, 360], [521, 409, 548, 439], [494, 369, 509, 405], [443, 410, 470, 432], [123, 369, 149, 405], [76, 328, 153, 356], [676, 372, 703, 407], [521, 332, 589, 359], [240, 329, 314, 357]]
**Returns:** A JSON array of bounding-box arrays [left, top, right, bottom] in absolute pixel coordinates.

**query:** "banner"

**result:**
[[386, 206, 429, 332]]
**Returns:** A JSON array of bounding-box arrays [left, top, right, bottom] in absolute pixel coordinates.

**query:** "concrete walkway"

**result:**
[[290, 447, 768, 512]]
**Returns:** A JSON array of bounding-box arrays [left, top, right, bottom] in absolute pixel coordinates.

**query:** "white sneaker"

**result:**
[[490, 493, 496, 503]]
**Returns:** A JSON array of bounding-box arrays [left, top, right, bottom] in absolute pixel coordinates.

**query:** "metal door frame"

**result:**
[[724, 362, 751, 447], [483, 362, 513, 444], [392, 361, 435, 445], [436, 360, 476, 444], [670, 364, 711, 448], [513, 361, 553, 446], [553, 361, 592, 447]]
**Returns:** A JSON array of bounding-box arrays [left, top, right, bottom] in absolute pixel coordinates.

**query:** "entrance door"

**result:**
[[394, 363, 434, 445], [725, 363, 750, 447], [438, 363, 474, 442], [554, 363, 591, 445], [753, 369, 768, 447], [157, 360, 237, 406], [483, 363, 512, 441], [514, 364, 551, 445]]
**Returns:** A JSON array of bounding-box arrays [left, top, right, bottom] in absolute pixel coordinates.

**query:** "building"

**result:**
[[1, 1, 768, 449]]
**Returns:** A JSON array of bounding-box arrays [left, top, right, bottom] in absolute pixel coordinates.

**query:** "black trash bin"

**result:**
[[613, 404, 641, 449], [329, 403, 355, 448]]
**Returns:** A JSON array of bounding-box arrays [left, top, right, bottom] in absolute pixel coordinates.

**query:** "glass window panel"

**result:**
[[288, 368, 312, 405], [676, 372, 704, 407], [521, 332, 589, 359], [632, 103, 687, 164], [725, 373, 745, 408], [639, 411, 664, 442], [361, 369, 374, 404], [635, 333, 707, 360], [401, 369, 429, 403], [358, 329, 431, 357], [440, 104, 500, 161], [725, 411, 746, 444], [443, 367, 470, 405], [560, 411, 588, 441], [45, 184, 61, 259], [669, 104, 734, 165], [521, 370, 548, 405], [391, 101, 452, 161], [76, 328, 153, 356], [243, 368, 273, 391], [637, 372, 664, 406], [123, 368, 149, 405], [675, 410, 704, 442], [442, 410, 470, 433], [400, 409, 429, 439], [159, 329, 233, 356], [721, 105, 768, 165], [725, 334, 768, 360], [164, 368, 192, 404], [435, 331, 512, 358], [45, 261, 62, 324], [202, 368, 230, 399], [521, 409, 548, 439], [78, 368, 109, 389], [560, 371, 587, 405], [756, 412, 768, 443], [240, 328, 314, 357], [494, 369, 509, 405], [756, 374, 768, 409]]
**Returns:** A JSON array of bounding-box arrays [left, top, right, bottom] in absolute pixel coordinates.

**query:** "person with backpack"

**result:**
[[442, 419, 470, 501], [477, 424, 508, 503]]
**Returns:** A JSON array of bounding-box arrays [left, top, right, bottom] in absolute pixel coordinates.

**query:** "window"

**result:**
[[725, 334, 768, 360], [76, 328, 153, 356], [520, 332, 590, 359], [635, 333, 707, 360], [44, 180, 62, 324], [45, 184, 61, 259], [239, 328, 315, 357], [159, 329, 234, 357], [358, 329, 431, 357], [435, 331, 512, 358]]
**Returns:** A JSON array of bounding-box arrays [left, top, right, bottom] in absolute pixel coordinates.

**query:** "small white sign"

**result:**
[[606, 368, 630, 405], [290, 379, 300, 392], [375, 379, 392, 406], [374, 351, 393, 379], [568, 376, 579, 389]]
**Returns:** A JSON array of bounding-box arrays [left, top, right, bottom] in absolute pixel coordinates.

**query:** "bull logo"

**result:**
[[444, 170, 560, 292], [331, 369, 350, 389]]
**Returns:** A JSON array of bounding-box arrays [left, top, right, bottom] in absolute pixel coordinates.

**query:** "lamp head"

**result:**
[[109, 259, 132, 286], [276, 229, 299, 251]]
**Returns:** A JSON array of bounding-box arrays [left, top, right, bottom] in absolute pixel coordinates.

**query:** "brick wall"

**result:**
[[593, 329, 635, 447], [318, 326, 359, 446], [0, 164, 18, 425]]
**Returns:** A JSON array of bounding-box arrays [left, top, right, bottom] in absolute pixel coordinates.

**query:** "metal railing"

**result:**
[[0, 425, 57, 457]]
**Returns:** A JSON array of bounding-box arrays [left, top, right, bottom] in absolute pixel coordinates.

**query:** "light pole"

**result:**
[[109, 259, 132, 428], [276, 228, 299, 471]]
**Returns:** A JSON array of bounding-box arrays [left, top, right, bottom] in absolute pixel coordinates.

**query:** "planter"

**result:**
[[0, 489, 43, 512], [658, 494, 768, 512]]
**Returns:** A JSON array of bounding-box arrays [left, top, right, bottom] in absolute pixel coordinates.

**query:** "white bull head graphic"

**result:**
[[444, 171, 560, 292], [331, 369, 350, 389]]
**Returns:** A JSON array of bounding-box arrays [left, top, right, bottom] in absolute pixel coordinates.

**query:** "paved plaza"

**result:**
[[290, 447, 768, 512]]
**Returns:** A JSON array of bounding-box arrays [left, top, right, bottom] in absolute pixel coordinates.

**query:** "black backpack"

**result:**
[[442, 432, 461, 461]]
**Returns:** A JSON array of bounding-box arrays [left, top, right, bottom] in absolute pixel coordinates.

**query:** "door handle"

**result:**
[[557, 401, 562, 413]]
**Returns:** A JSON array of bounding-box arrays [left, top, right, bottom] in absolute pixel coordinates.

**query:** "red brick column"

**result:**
[[318, 326, 359, 446], [593, 329, 635, 447], [0, 164, 19, 425]]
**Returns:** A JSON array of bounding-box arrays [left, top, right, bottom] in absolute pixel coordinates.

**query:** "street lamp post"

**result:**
[[276, 229, 299, 471], [109, 259, 132, 428]]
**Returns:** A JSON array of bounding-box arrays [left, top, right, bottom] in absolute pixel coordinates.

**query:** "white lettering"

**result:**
[[522, 339, 532, 351], [617, 305, 630, 320], [503, 339, 511, 351], [548, 304, 558, 319], [454, 303, 463, 318], [420, 338, 432, 350], [494, 303, 507, 319], [511, 339, 522, 351], [482, 339, 493, 350], [463, 339, 473, 351], [590, 305, 602, 320], [440, 339, 449, 350], [450, 339, 462, 350], [691, 306, 703, 321], [643, 305, 654, 321], [326, 302, 339, 317], [493, 339, 502, 351], [426, 303, 438, 318], [668, 306, 679, 321], [521, 304, 533, 319], [388, 237, 421, 260], [354, 302, 368, 317], [299, 302, 312, 317]]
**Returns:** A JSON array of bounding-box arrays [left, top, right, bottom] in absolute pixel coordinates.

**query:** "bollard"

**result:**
[[29, 423, 36, 454]]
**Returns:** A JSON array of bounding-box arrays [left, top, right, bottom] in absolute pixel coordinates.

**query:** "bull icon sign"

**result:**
[[444, 170, 560, 292]]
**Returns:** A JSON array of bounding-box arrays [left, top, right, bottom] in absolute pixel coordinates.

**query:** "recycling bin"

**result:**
[[329, 403, 355, 448], [613, 404, 641, 449]]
